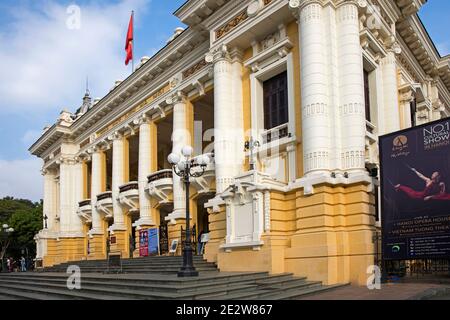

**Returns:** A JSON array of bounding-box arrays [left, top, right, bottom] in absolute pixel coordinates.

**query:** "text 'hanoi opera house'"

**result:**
[[30, 0, 450, 285]]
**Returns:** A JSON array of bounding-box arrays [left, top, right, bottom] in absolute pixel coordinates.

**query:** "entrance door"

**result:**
[[158, 205, 171, 255]]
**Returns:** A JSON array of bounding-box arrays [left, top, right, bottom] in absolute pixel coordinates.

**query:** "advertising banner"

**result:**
[[148, 228, 159, 256], [380, 117, 450, 260], [139, 229, 149, 257]]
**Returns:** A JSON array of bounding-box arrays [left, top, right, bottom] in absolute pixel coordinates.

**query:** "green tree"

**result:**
[[0, 197, 43, 260]]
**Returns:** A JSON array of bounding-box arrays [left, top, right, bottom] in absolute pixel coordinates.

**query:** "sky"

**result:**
[[0, 0, 448, 202]]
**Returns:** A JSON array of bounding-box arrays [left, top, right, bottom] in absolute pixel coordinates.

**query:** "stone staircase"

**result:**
[[0, 271, 347, 300], [40, 255, 218, 274]]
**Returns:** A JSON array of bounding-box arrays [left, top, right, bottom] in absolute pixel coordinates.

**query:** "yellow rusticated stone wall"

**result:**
[[168, 219, 186, 256], [208, 192, 296, 274], [286, 183, 376, 286], [43, 238, 59, 267], [109, 230, 128, 258], [204, 183, 375, 286], [88, 219, 108, 260], [203, 207, 226, 263]]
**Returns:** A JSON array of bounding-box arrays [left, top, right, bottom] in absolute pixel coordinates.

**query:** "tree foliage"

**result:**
[[0, 197, 42, 258]]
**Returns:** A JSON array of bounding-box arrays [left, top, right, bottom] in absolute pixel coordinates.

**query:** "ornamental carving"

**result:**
[[215, 0, 273, 41], [182, 59, 208, 80], [216, 10, 248, 40]]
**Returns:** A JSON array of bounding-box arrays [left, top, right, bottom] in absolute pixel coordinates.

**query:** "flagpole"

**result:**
[[131, 10, 135, 73]]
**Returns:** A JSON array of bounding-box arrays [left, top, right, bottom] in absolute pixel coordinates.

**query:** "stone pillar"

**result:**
[[135, 116, 155, 227], [109, 132, 128, 256], [230, 48, 245, 175], [110, 132, 128, 231], [399, 87, 414, 129], [297, 2, 332, 176], [57, 155, 84, 262], [42, 168, 58, 231], [90, 149, 105, 234], [337, 1, 366, 174], [430, 79, 443, 121], [58, 157, 79, 234], [381, 50, 401, 134], [168, 92, 190, 220], [210, 45, 239, 193]]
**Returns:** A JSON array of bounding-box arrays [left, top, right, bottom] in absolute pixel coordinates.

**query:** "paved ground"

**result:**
[[297, 282, 449, 300]]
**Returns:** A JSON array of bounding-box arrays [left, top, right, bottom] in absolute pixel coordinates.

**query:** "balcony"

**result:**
[[261, 123, 290, 144], [118, 181, 139, 213], [95, 191, 113, 219], [146, 169, 173, 205], [191, 153, 216, 194], [77, 199, 92, 223]]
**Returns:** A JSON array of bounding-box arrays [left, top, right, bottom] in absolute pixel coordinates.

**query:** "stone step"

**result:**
[[0, 278, 263, 300], [44, 262, 217, 270], [2, 271, 271, 287], [0, 282, 130, 300], [0, 272, 296, 294], [257, 283, 349, 300], [0, 287, 64, 300]]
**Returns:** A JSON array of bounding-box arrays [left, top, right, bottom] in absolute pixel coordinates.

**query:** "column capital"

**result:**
[[288, 0, 322, 12], [205, 44, 231, 64], [133, 114, 150, 126], [165, 90, 187, 105], [107, 131, 123, 141]]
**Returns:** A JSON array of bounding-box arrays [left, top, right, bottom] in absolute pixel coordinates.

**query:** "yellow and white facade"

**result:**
[[30, 0, 450, 286]]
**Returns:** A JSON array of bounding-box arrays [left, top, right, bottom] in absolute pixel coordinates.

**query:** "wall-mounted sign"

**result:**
[[380, 117, 450, 260]]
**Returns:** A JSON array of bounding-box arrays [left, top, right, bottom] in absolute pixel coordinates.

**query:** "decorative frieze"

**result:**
[[96, 82, 171, 137], [216, 10, 248, 40], [182, 59, 208, 80], [215, 0, 274, 41]]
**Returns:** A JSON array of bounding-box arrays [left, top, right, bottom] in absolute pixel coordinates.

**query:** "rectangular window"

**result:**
[[263, 71, 288, 130], [410, 98, 417, 127], [363, 69, 371, 122]]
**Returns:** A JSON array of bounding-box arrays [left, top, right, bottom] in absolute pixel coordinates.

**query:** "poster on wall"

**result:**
[[148, 228, 159, 256], [380, 117, 450, 260], [139, 229, 149, 257]]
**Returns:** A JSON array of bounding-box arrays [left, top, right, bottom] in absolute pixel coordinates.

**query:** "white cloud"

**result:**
[[0, 0, 151, 115], [0, 158, 43, 201]]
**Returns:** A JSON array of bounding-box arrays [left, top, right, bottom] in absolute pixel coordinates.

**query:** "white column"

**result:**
[[381, 51, 401, 134], [58, 158, 71, 234], [211, 45, 238, 193], [58, 157, 83, 235], [90, 149, 104, 234], [337, 1, 366, 174], [73, 160, 84, 231], [42, 169, 57, 231], [136, 116, 154, 226], [399, 88, 414, 129], [110, 132, 127, 231], [170, 93, 189, 219], [297, 2, 332, 176], [230, 48, 245, 176]]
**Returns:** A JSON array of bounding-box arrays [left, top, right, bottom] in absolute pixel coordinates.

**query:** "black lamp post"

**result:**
[[168, 146, 210, 277], [244, 137, 260, 171], [1, 224, 14, 273]]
